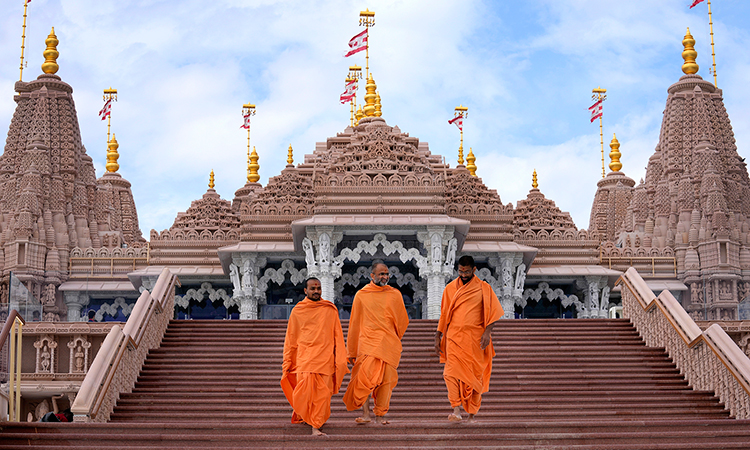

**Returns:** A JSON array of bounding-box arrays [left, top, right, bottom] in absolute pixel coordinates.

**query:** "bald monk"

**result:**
[[281, 277, 348, 436], [343, 261, 409, 425], [435, 255, 503, 423]]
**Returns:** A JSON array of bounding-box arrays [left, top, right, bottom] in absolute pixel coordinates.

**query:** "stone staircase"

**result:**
[[2, 318, 750, 449]]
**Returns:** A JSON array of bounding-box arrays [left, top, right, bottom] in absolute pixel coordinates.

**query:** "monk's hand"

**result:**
[[480, 330, 492, 350], [434, 333, 442, 357]]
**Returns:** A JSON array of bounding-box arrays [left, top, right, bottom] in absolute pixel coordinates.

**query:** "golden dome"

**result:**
[[609, 133, 622, 172], [41, 28, 59, 75], [105, 134, 120, 173], [682, 28, 699, 75]]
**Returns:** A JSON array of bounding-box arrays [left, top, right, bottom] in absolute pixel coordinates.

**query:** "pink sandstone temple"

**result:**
[[3, 27, 750, 422]]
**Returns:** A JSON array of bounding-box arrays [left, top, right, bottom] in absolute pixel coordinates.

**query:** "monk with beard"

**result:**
[[435, 255, 503, 423]]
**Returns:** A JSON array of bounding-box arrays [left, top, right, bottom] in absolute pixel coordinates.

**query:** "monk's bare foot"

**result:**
[[312, 427, 327, 436], [467, 414, 476, 423], [355, 416, 372, 424], [448, 413, 462, 422], [375, 415, 390, 425]]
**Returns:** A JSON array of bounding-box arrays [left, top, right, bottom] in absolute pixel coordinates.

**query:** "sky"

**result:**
[[1, 0, 749, 236]]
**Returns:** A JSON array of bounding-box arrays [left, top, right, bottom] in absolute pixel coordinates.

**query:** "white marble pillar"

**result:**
[[232, 254, 267, 320], [64, 292, 88, 322]]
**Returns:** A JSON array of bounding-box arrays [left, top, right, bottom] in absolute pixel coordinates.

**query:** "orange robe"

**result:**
[[343, 282, 409, 416], [437, 276, 502, 414], [280, 297, 348, 429]]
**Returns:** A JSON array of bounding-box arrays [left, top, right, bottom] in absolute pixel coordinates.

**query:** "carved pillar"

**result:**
[[231, 253, 267, 320], [576, 276, 608, 318], [304, 227, 343, 302], [415, 227, 455, 320], [489, 254, 525, 319], [64, 291, 89, 322]]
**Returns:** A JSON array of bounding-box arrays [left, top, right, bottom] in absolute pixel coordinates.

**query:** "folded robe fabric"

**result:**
[[346, 282, 410, 368], [280, 297, 348, 427], [437, 275, 503, 394]]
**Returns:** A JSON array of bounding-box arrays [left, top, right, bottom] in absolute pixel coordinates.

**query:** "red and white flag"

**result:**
[[344, 29, 368, 57], [99, 98, 112, 121], [240, 113, 251, 129], [589, 99, 603, 122], [448, 115, 464, 131], [689, 0, 705, 8], [340, 80, 357, 104]]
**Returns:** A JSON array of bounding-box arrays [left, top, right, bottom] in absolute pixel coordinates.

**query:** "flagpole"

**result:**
[[19, 0, 29, 81], [707, 0, 717, 87], [242, 103, 256, 182], [592, 87, 607, 178], [348, 66, 362, 126], [359, 9, 375, 79], [103, 87, 117, 143], [454, 105, 468, 165]]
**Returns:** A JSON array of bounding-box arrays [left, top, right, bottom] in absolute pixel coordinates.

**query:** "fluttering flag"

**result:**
[[99, 98, 112, 121], [589, 99, 603, 122], [340, 80, 358, 104], [344, 29, 368, 57], [448, 115, 464, 131], [689, 0, 705, 8], [240, 113, 251, 129]]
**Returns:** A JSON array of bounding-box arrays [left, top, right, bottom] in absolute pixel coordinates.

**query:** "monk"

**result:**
[[343, 261, 409, 425], [281, 277, 348, 436], [435, 255, 503, 423]]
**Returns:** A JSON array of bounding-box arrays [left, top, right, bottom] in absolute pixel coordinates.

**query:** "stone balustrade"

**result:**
[[70, 268, 178, 422], [618, 267, 750, 419]]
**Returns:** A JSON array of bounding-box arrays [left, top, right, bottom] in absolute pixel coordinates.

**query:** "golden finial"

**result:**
[[287, 144, 294, 165], [363, 74, 377, 117], [248, 146, 260, 183], [609, 133, 622, 172], [458, 143, 464, 165], [375, 92, 382, 117], [105, 134, 120, 173], [532, 169, 538, 189], [682, 28, 699, 75], [466, 147, 477, 176], [209, 170, 215, 189], [355, 105, 364, 126], [41, 28, 59, 74]]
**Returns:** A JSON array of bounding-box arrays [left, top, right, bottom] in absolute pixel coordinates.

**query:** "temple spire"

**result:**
[[375, 92, 382, 117], [466, 147, 477, 176], [363, 74, 377, 117], [532, 169, 538, 189], [249, 146, 260, 183], [682, 28, 699, 75], [287, 144, 294, 166], [41, 27, 59, 75], [209, 170, 215, 189], [609, 133, 622, 172]]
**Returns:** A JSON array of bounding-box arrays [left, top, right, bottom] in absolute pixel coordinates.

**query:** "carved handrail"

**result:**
[[1, 310, 25, 421], [617, 267, 750, 418], [71, 268, 179, 422]]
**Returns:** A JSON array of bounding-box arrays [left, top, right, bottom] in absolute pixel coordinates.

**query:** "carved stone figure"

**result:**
[[242, 260, 254, 291], [514, 264, 526, 291], [319, 233, 330, 265], [444, 238, 457, 268], [229, 263, 241, 293], [302, 237, 316, 267], [430, 233, 442, 265]]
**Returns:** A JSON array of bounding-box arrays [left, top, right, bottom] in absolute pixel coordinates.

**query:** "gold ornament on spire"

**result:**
[[363, 74, 377, 117], [248, 146, 260, 183], [355, 105, 364, 126], [209, 170, 215, 189], [609, 133, 622, 172], [682, 28, 699, 75], [41, 28, 59, 74], [105, 134, 120, 173], [287, 144, 294, 165], [466, 147, 477, 176], [375, 92, 382, 117], [532, 169, 538, 189]]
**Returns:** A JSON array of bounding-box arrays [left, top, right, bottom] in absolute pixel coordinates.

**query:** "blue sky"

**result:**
[[1, 0, 749, 235]]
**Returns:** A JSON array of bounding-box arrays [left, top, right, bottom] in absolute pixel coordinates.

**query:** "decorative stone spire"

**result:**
[[248, 146, 260, 183], [682, 28, 699, 75], [532, 169, 538, 189], [287, 144, 294, 166], [105, 134, 120, 173], [354, 105, 364, 125], [458, 143, 464, 165], [375, 92, 382, 117], [608, 133, 622, 172], [41, 28, 59, 75], [363, 74, 377, 117], [466, 148, 476, 176], [209, 170, 215, 189]]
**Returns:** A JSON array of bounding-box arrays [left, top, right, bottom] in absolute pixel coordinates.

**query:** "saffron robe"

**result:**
[[280, 297, 348, 428], [437, 276, 502, 406], [343, 283, 409, 414]]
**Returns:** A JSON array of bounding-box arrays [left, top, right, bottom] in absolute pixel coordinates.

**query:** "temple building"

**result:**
[[2, 27, 749, 330]]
